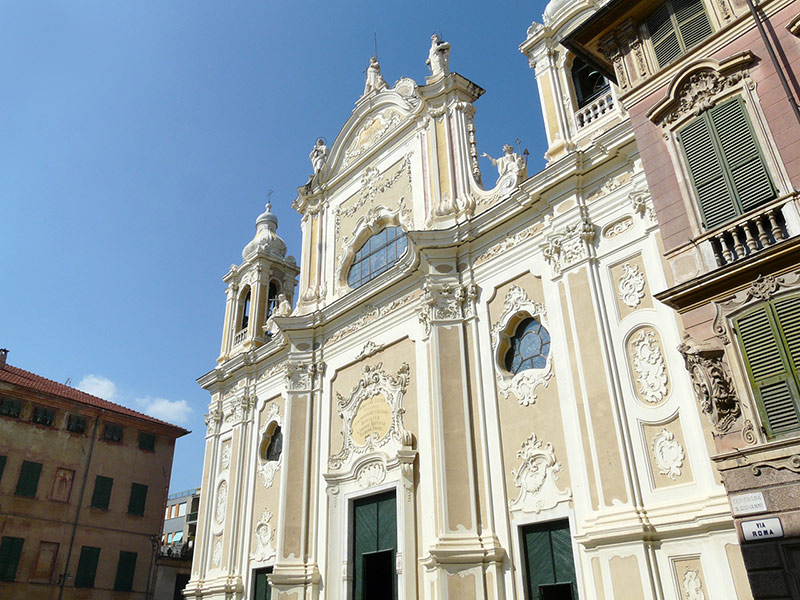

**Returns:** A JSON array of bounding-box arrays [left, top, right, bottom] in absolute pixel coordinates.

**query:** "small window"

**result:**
[[32, 406, 55, 427], [504, 317, 551, 374], [677, 97, 776, 230], [260, 423, 283, 462], [113, 550, 137, 591], [139, 432, 156, 452], [253, 567, 273, 600], [0, 397, 22, 418], [572, 57, 609, 108], [103, 423, 124, 443], [172, 531, 184, 544], [645, 0, 713, 68], [0, 536, 24, 582], [66, 413, 87, 434], [128, 483, 148, 516], [15, 461, 42, 498], [735, 294, 800, 437], [178, 502, 187, 517], [90, 475, 113, 510], [241, 288, 252, 330], [266, 281, 280, 319], [75, 546, 100, 588], [347, 226, 408, 289]]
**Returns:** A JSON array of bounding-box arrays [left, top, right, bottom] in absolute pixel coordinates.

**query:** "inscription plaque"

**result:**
[[351, 393, 392, 446]]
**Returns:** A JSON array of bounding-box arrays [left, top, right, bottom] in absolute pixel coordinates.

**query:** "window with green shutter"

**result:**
[[15, 461, 42, 498], [253, 567, 273, 600], [522, 520, 578, 600], [114, 550, 137, 591], [0, 536, 24, 582], [678, 97, 776, 230], [735, 294, 800, 437], [90, 475, 113, 510], [75, 546, 100, 588], [0, 455, 6, 483], [128, 483, 148, 516], [138, 432, 156, 452], [645, 0, 713, 68], [352, 491, 396, 600]]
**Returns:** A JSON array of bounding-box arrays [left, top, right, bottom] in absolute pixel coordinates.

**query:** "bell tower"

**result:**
[[218, 202, 299, 363]]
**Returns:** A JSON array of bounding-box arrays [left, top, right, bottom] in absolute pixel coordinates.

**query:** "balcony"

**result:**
[[233, 328, 248, 346], [707, 201, 789, 267], [575, 92, 614, 129], [159, 543, 193, 561]]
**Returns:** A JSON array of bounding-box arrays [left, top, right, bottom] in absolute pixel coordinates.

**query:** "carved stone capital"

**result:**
[[418, 280, 478, 336], [540, 214, 595, 275]]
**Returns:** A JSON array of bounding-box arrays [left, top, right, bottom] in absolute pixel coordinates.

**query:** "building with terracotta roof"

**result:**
[[0, 348, 189, 599]]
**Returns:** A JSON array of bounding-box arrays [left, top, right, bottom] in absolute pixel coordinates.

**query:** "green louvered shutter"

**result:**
[[674, 0, 713, 50], [15, 461, 42, 498], [75, 546, 101, 588], [736, 305, 800, 435], [646, 3, 681, 67], [0, 537, 24, 581], [254, 568, 272, 600], [128, 483, 148, 516], [522, 520, 578, 600], [678, 115, 738, 228], [774, 296, 800, 372], [710, 98, 776, 213], [113, 550, 137, 591], [0, 455, 6, 483], [91, 475, 113, 509]]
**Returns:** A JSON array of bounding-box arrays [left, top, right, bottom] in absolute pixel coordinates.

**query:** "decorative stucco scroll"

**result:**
[[343, 109, 403, 167], [540, 212, 595, 275], [214, 480, 227, 525], [618, 263, 646, 308], [211, 539, 223, 568], [652, 429, 685, 480], [355, 460, 387, 489], [510, 433, 571, 513], [329, 362, 410, 470], [490, 285, 553, 406], [682, 568, 706, 600], [628, 327, 670, 405], [250, 509, 275, 562], [677, 339, 741, 436]]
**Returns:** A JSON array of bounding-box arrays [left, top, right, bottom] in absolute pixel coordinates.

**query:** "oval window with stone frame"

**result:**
[[504, 317, 551, 374]]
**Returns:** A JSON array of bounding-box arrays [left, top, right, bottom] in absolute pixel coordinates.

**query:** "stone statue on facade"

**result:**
[[426, 33, 450, 78], [309, 138, 328, 174], [363, 57, 387, 96], [482, 144, 527, 183], [263, 294, 292, 337]]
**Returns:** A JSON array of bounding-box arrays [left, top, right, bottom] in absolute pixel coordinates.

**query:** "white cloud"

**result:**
[[137, 397, 192, 424], [77, 374, 117, 400]]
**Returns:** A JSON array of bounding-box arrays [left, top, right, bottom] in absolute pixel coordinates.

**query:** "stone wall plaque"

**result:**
[[351, 393, 393, 446], [730, 492, 767, 516]]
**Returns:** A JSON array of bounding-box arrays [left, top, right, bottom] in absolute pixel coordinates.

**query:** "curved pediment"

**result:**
[[320, 79, 424, 181]]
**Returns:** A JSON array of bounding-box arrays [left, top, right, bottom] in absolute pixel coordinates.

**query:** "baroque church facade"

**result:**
[[183, 2, 780, 598]]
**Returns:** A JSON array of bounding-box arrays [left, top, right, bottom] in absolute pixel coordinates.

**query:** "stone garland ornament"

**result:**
[[510, 433, 571, 513], [490, 286, 553, 407], [618, 263, 646, 308], [250, 509, 275, 562], [677, 340, 741, 436], [329, 362, 411, 470], [629, 328, 670, 405], [652, 429, 685, 480]]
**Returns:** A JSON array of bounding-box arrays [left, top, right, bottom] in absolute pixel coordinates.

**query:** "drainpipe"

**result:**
[[57, 410, 103, 600], [745, 0, 800, 125]]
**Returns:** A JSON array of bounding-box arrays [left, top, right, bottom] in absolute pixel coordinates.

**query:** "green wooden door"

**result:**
[[522, 520, 577, 600], [352, 491, 396, 600]]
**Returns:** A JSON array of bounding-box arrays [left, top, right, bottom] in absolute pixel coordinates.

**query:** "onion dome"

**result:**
[[242, 203, 287, 259]]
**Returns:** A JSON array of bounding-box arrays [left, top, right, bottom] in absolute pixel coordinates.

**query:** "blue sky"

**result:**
[[1, 1, 550, 493]]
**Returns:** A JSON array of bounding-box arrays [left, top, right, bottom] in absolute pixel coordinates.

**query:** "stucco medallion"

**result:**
[[510, 433, 570, 513], [652, 429, 685, 480]]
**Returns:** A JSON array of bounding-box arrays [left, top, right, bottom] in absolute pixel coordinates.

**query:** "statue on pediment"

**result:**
[[482, 144, 527, 183], [309, 138, 328, 174], [426, 34, 450, 77], [363, 57, 387, 96]]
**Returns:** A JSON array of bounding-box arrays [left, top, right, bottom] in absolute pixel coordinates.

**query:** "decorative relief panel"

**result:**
[[618, 263, 646, 309], [671, 557, 708, 600], [627, 327, 670, 405], [325, 290, 419, 347], [475, 222, 541, 266], [250, 508, 275, 563], [490, 285, 553, 406], [220, 440, 232, 471], [329, 362, 411, 471], [652, 429, 685, 480], [540, 213, 595, 275], [343, 109, 403, 167], [611, 254, 653, 318], [510, 432, 571, 513], [211, 538, 223, 568], [602, 216, 634, 239], [355, 460, 387, 489], [214, 480, 228, 526]]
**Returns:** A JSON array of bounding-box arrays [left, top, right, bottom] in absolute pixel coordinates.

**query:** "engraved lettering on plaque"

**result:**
[[351, 393, 392, 446]]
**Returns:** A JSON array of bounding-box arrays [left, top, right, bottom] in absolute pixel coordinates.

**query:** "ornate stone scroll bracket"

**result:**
[[250, 509, 275, 563], [510, 433, 571, 513], [329, 362, 411, 471], [678, 339, 741, 436], [752, 455, 800, 476], [629, 188, 657, 225], [540, 213, 595, 276], [205, 405, 223, 435], [418, 280, 478, 337]]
